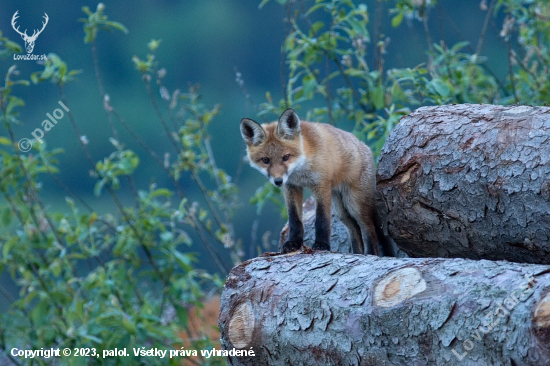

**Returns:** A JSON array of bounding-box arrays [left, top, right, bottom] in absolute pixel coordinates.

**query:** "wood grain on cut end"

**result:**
[[533, 291, 550, 346], [374, 267, 426, 308], [228, 300, 254, 349]]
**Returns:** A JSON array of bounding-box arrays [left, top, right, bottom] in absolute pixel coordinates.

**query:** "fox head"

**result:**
[[240, 108, 306, 187]]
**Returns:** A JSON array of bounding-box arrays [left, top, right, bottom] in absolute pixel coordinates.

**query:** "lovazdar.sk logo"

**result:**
[[11, 10, 48, 61]]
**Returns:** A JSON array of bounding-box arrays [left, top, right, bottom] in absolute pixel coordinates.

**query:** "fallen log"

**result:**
[[377, 104, 550, 264], [219, 251, 550, 365]]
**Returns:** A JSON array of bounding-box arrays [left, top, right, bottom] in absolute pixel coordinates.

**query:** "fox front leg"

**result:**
[[311, 184, 331, 251], [281, 184, 304, 253]]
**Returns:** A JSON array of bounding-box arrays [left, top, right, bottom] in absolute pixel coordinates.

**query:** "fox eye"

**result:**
[[282, 154, 290, 162], [261, 157, 270, 164]]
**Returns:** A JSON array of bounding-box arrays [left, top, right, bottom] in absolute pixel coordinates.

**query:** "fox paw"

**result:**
[[282, 240, 302, 254], [312, 241, 330, 251]]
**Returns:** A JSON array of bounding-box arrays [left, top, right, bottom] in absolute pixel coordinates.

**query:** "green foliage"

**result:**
[[80, 3, 128, 43], [259, 0, 550, 143], [94, 147, 140, 195], [252, 0, 550, 215], [1, 4, 234, 365], [260, 0, 410, 154], [0, 31, 23, 59], [495, 0, 550, 103], [30, 54, 82, 86], [250, 182, 286, 219]]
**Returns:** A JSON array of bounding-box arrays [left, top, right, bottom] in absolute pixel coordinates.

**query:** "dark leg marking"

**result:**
[[282, 186, 304, 253], [312, 200, 331, 251], [372, 207, 396, 257]]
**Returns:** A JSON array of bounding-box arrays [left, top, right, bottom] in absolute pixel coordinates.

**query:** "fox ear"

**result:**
[[240, 118, 266, 146], [277, 108, 301, 138]]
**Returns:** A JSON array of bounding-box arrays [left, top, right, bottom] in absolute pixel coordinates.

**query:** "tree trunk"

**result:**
[[377, 104, 550, 264], [219, 251, 550, 365]]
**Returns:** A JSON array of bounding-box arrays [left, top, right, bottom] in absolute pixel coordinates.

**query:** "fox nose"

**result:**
[[274, 178, 283, 187]]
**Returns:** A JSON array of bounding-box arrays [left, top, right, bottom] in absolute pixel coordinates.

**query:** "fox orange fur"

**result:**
[[240, 108, 393, 256]]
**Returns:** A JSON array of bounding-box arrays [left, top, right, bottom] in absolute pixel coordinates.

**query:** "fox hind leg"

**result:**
[[372, 207, 396, 257], [339, 185, 380, 256], [360, 208, 381, 256], [333, 191, 364, 254]]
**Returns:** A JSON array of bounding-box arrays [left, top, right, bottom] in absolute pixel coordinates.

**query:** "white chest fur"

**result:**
[[286, 155, 320, 187]]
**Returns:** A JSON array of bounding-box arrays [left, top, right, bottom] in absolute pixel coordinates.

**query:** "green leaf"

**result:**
[[160, 231, 173, 243], [6, 96, 24, 115], [147, 39, 161, 52], [81, 6, 92, 16], [94, 180, 106, 197], [391, 82, 407, 102], [50, 260, 61, 277], [372, 85, 385, 110], [105, 21, 129, 34], [392, 12, 404, 27], [122, 314, 137, 334], [150, 188, 172, 198], [310, 21, 324, 34], [2, 237, 16, 258], [31, 300, 48, 327], [258, 0, 271, 9], [431, 79, 451, 98], [173, 250, 193, 270]]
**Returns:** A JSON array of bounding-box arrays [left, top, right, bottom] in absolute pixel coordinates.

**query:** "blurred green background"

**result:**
[[0, 0, 508, 286]]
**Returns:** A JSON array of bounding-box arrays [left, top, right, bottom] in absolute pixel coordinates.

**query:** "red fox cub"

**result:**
[[240, 108, 394, 256]]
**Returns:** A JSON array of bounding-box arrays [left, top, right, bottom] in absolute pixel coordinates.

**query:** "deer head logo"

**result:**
[[11, 11, 49, 54]]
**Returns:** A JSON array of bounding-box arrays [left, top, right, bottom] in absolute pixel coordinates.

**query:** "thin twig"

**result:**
[[507, 39, 519, 103], [234, 67, 265, 120], [437, 3, 454, 85], [282, 1, 293, 109], [331, 54, 371, 114], [91, 39, 119, 141], [475, 0, 497, 57], [421, 1, 434, 70], [373, 0, 384, 71]]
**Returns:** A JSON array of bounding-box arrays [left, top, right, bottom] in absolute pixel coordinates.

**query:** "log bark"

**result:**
[[377, 104, 550, 264], [219, 251, 550, 365]]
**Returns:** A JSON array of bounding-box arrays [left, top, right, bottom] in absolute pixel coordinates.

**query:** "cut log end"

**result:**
[[533, 291, 550, 346], [228, 300, 255, 349], [373, 267, 426, 308]]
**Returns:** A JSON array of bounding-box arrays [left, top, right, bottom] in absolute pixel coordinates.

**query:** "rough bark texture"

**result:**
[[279, 197, 405, 257], [219, 251, 550, 365], [377, 104, 550, 264]]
